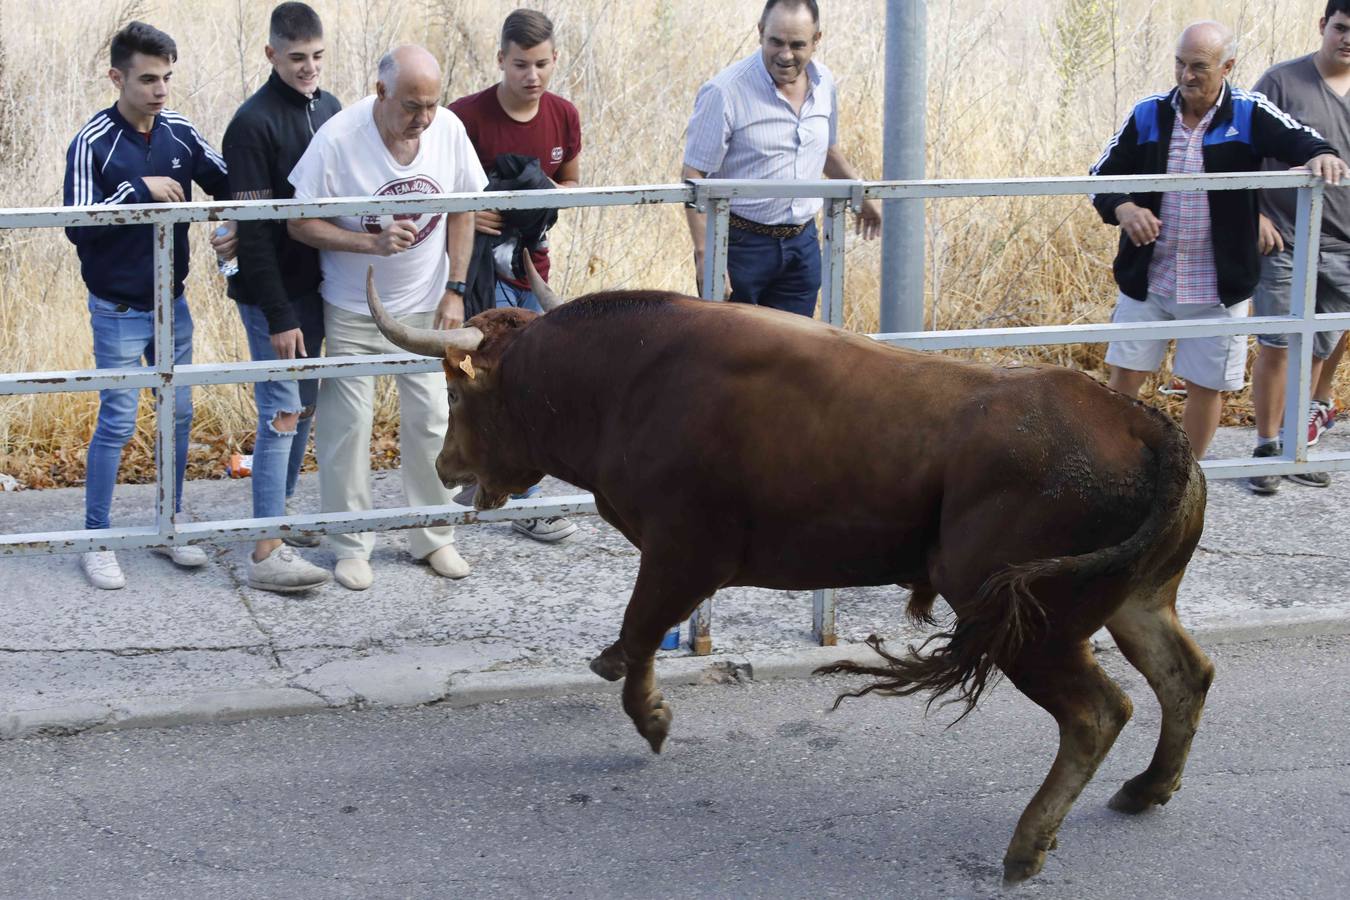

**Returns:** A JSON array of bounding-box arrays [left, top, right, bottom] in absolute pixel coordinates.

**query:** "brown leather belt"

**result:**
[[729, 213, 810, 239]]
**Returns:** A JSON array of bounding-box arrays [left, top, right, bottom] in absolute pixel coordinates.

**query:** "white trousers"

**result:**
[[317, 303, 456, 561]]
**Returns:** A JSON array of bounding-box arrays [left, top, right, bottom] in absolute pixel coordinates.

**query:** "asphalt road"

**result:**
[[1, 633, 1347, 900]]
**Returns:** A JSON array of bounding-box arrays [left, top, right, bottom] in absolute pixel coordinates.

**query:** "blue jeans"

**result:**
[[494, 280, 542, 499], [726, 220, 822, 317], [494, 279, 543, 313], [85, 294, 193, 530], [237, 302, 319, 519]]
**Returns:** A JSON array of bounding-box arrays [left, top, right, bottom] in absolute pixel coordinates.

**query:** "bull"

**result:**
[[365, 263, 1212, 884]]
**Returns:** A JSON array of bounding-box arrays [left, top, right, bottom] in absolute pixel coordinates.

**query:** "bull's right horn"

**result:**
[[523, 251, 567, 312], [366, 267, 483, 357]]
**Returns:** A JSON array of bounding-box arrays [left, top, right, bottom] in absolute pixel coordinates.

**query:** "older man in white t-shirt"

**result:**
[[289, 45, 488, 591]]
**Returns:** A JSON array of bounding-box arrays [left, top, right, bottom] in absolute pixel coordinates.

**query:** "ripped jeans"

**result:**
[[237, 302, 319, 519]]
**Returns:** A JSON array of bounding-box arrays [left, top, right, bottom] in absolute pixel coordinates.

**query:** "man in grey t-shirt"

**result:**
[[1247, 0, 1350, 494]]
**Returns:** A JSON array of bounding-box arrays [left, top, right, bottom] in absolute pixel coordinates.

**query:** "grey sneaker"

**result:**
[[82, 550, 126, 590], [1246, 442, 1282, 495], [282, 498, 321, 548], [1286, 469, 1332, 488], [512, 515, 579, 543], [152, 545, 209, 567], [247, 544, 331, 593]]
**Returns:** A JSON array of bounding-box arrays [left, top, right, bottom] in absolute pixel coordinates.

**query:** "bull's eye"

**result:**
[[448, 389, 459, 404]]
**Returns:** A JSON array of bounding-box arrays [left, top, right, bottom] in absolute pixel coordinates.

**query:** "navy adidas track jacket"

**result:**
[[1090, 83, 1335, 307], [63, 104, 230, 310]]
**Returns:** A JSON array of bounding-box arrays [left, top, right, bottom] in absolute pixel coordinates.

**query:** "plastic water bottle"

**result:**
[[215, 225, 238, 277]]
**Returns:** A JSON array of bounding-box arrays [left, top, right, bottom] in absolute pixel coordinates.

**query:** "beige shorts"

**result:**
[[1104, 290, 1249, 392]]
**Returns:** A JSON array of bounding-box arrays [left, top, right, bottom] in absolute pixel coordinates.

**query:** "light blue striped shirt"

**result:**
[[684, 52, 837, 226]]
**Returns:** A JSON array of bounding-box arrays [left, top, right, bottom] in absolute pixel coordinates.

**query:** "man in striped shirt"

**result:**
[[681, 0, 880, 317], [1090, 20, 1345, 459]]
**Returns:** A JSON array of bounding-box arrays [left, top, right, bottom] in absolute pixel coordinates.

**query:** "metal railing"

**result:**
[[1, 172, 1342, 654]]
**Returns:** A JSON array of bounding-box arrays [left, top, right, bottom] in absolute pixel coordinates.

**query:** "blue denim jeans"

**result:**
[[494, 280, 542, 499], [237, 302, 319, 519], [85, 294, 193, 530], [494, 279, 543, 313], [726, 220, 822, 317]]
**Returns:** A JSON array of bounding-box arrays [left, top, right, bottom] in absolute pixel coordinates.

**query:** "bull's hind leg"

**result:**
[[1105, 578, 1215, 813], [1002, 641, 1134, 884]]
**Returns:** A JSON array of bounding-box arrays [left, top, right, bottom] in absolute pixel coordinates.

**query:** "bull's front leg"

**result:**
[[589, 640, 627, 681], [613, 549, 727, 754]]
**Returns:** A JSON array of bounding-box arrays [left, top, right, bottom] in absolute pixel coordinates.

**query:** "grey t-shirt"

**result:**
[[1256, 54, 1350, 252]]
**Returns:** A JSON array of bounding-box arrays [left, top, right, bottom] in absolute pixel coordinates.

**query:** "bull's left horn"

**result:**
[[523, 251, 567, 312], [366, 267, 483, 357]]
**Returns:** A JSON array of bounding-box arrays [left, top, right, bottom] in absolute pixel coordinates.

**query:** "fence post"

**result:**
[[1282, 184, 1323, 464], [812, 197, 849, 646], [689, 188, 732, 655], [153, 223, 177, 542]]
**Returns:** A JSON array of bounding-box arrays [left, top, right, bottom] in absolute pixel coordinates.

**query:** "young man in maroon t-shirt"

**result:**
[[448, 8, 581, 310], [447, 8, 582, 543]]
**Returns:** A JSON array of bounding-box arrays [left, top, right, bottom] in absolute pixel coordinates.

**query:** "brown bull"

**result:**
[[366, 266, 1212, 884]]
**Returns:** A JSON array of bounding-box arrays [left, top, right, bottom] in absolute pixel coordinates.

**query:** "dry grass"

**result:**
[[0, 0, 1336, 487]]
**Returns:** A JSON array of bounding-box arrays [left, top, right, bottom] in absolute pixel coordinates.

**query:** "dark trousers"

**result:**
[[726, 220, 821, 317]]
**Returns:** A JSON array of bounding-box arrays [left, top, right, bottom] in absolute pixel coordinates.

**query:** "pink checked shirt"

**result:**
[[1148, 96, 1221, 304]]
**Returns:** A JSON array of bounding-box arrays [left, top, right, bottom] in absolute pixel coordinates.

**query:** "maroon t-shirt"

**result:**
[[448, 86, 581, 285]]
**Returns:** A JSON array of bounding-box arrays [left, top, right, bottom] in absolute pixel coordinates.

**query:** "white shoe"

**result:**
[[512, 516, 578, 543], [425, 544, 470, 579], [82, 550, 126, 590], [248, 545, 332, 593], [152, 545, 209, 568], [334, 557, 374, 591]]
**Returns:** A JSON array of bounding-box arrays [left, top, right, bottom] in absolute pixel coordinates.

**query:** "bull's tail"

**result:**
[[817, 403, 1198, 720], [815, 564, 1045, 722]]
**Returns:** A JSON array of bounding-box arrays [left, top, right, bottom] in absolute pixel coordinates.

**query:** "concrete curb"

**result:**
[[3, 615, 1347, 742]]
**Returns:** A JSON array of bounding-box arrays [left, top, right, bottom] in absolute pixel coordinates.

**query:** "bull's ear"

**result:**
[[443, 350, 494, 383]]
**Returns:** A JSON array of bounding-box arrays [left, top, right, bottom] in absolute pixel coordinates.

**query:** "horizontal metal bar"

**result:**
[[3, 185, 692, 230], [4, 173, 1332, 232], [0, 495, 599, 556], [872, 314, 1350, 352], [1201, 453, 1350, 478], [0, 367, 160, 396]]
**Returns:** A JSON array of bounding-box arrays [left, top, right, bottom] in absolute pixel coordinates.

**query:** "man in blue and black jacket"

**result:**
[[63, 21, 234, 590], [1089, 19, 1347, 460], [220, 2, 340, 594]]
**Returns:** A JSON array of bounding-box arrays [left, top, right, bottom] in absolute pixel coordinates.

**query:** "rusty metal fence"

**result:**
[[1, 172, 1344, 654]]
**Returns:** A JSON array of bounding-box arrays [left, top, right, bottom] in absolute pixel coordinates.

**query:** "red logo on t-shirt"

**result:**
[[361, 176, 444, 247]]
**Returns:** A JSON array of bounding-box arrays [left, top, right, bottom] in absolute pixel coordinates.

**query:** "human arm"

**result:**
[[1258, 212, 1285, 255], [62, 131, 177, 248], [682, 83, 734, 298], [1251, 94, 1345, 181], [1088, 105, 1144, 225], [823, 145, 881, 239], [436, 211, 475, 329], [682, 163, 731, 299], [286, 217, 416, 256]]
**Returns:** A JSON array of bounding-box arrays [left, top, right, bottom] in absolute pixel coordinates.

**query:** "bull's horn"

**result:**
[[366, 267, 483, 357], [523, 251, 567, 312]]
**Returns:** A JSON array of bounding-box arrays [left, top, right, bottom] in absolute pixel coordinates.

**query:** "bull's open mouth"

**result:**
[[473, 488, 510, 511]]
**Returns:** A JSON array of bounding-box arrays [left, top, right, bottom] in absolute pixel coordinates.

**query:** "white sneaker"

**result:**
[[334, 557, 374, 591], [512, 516, 578, 543], [152, 545, 209, 568], [425, 544, 471, 579], [82, 550, 126, 590], [248, 545, 332, 593], [282, 497, 321, 548]]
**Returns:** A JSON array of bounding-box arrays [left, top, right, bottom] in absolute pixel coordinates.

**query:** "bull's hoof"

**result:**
[[1108, 774, 1179, 814], [637, 699, 672, 754], [589, 653, 627, 682], [1001, 852, 1045, 885]]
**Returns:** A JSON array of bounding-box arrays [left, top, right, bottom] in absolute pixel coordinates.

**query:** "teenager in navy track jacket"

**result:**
[[61, 21, 234, 591]]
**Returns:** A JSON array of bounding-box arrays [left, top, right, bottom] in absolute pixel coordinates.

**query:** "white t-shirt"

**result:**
[[289, 95, 489, 316]]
